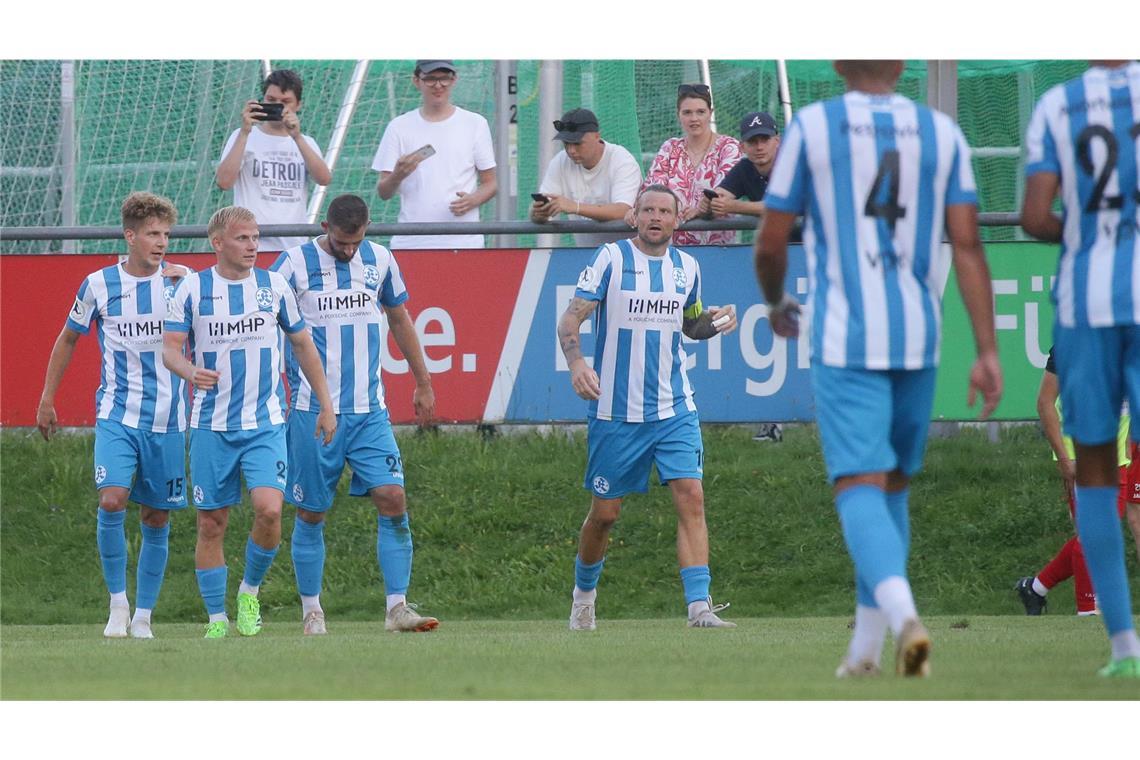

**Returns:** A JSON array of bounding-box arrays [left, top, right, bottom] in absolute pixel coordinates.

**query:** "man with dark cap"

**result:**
[[699, 111, 780, 219], [530, 108, 642, 247], [373, 60, 497, 250]]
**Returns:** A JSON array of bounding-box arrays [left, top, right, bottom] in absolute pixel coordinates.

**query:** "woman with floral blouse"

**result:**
[[638, 83, 742, 246]]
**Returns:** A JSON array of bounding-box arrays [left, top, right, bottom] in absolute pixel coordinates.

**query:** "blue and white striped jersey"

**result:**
[[765, 92, 977, 370], [271, 239, 409, 414], [1025, 62, 1140, 328], [165, 266, 304, 431], [574, 239, 702, 422], [66, 262, 186, 433]]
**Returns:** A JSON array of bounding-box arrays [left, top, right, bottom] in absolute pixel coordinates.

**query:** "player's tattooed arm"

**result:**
[[558, 296, 602, 401], [683, 305, 737, 340]]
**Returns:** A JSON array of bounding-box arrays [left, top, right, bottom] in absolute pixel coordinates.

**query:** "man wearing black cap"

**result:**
[[699, 111, 780, 219], [373, 60, 497, 249], [530, 108, 642, 247]]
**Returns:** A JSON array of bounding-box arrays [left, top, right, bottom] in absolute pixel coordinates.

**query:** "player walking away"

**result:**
[[558, 184, 739, 631], [163, 206, 336, 639], [271, 194, 439, 635], [756, 61, 1002, 677], [1015, 347, 1131, 616], [1020, 60, 1140, 678], [37, 192, 189, 639]]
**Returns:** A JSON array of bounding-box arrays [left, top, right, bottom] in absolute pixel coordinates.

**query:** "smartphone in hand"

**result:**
[[253, 102, 284, 122], [412, 144, 436, 160], [531, 193, 550, 204], [702, 188, 719, 200]]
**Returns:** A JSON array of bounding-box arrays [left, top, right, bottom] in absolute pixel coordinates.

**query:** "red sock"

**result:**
[[1070, 537, 1097, 613], [1037, 537, 1077, 589]]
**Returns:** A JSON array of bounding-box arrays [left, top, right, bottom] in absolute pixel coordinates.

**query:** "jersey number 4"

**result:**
[[864, 150, 907, 231], [1076, 124, 1140, 212]]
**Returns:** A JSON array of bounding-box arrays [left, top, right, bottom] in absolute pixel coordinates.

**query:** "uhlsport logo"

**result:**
[[363, 265, 381, 288], [592, 476, 610, 495], [292, 484, 304, 502], [193, 485, 205, 505], [94, 465, 107, 484], [672, 267, 687, 289], [255, 287, 275, 312]]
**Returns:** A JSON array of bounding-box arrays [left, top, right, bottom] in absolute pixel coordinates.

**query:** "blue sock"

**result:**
[[96, 508, 127, 596], [856, 576, 877, 608], [886, 489, 910, 559], [1075, 485, 1136, 636], [574, 556, 605, 591], [680, 565, 712, 604], [195, 566, 228, 616], [291, 516, 325, 598], [377, 514, 413, 596], [135, 523, 170, 610], [836, 485, 907, 591], [243, 537, 279, 588]]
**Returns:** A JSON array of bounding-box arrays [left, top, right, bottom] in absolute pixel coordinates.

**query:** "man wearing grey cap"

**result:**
[[530, 108, 642, 248], [373, 60, 498, 249], [699, 111, 780, 219]]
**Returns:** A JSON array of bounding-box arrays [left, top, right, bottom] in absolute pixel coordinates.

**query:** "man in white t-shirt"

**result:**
[[530, 108, 642, 248], [373, 60, 498, 250], [216, 69, 331, 253]]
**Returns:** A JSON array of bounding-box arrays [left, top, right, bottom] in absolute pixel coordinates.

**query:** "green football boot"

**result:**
[[1098, 656, 1140, 678], [204, 620, 229, 639], [236, 592, 262, 636]]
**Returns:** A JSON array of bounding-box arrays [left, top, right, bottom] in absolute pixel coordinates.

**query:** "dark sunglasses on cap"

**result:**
[[677, 83, 712, 98], [553, 119, 597, 132]]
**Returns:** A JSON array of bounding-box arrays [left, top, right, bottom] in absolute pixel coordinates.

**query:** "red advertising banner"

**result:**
[[0, 251, 531, 427]]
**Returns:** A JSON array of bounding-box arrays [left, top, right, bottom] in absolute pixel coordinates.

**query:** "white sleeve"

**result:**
[[372, 122, 401, 173], [538, 155, 562, 195], [219, 129, 241, 162], [610, 149, 642, 206], [473, 115, 496, 171]]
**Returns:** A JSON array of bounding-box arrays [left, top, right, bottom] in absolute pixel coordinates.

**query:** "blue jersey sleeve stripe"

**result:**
[[301, 243, 324, 291], [199, 270, 215, 316], [618, 240, 637, 291]]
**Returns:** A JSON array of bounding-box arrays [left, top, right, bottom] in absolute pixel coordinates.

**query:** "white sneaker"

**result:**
[[303, 610, 327, 635], [687, 598, 737, 628], [569, 602, 596, 631], [104, 604, 129, 638], [129, 617, 154, 639], [835, 659, 881, 678], [385, 602, 439, 633]]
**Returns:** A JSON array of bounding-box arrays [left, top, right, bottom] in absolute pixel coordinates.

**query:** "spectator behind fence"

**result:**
[[700, 111, 779, 219], [215, 69, 331, 252], [631, 83, 741, 246], [373, 60, 497, 250], [530, 108, 642, 248]]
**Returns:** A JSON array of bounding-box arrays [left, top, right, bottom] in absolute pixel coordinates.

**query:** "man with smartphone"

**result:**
[[530, 108, 642, 247], [698, 111, 779, 220], [373, 60, 497, 250], [216, 69, 331, 252]]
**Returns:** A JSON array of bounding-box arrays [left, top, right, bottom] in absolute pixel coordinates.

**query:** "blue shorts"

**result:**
[[93, 420, 187, 510], [189, 425, 287, 510], [584, 410, 703, 499], [811, 365, 937, 483], [285, 408, 404, 511], [1054, 324, 1140, 446]]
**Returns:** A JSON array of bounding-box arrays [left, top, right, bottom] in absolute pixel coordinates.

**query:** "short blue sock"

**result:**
[[243, 537, 279, 588], [574, 556, 605, 591], [680, 565, 712, 605], [836, 485, 907, 592], [377, 514, 413, 596], [856, 576, 877, 608], [96, 508, 127, 596], [1075, 485, 1136, 636], [195, 566, 228, 616], [886, 489, 910, 560], [291, 516, 326, 598], [135, 523, 170, 610]]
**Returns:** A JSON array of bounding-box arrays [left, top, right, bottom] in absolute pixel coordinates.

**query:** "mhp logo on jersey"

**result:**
[[672, 267, 687, 288], [255, 287, 275, 312], [363, 265, 381, 288]]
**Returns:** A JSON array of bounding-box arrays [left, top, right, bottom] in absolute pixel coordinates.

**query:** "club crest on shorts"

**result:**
[[94, 465, 107, 484], [292, 484, 304, 502], [193, 485, 205, 505], [592, 476, 610, 495], [672, 267, 687, 288], [255, 287, 275, 312], [363, 265, 381, 288]]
